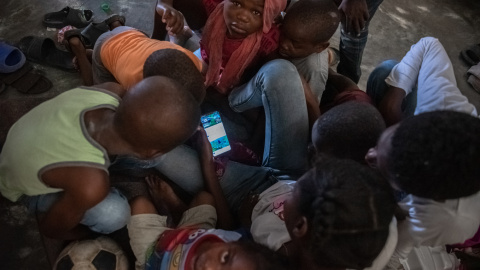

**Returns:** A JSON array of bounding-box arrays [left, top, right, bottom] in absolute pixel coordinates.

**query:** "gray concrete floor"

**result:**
[[0, 0, 479, 269]]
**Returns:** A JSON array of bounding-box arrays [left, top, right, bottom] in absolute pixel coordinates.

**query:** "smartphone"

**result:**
[[201, 111, 231, 156]]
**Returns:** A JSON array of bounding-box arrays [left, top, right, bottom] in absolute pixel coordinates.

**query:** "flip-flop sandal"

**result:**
[[63, 15, 125, 50], [17, 36, 76, 72], [460, 44, 480, 67], [104, 14, 126, 29], [0, 62, 52, 94], [43, 6, 94, 29], [0, 42, 26, 73], [79, 21, 109, 49]]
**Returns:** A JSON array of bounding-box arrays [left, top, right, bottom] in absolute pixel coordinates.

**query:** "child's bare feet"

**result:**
[[64, 36, 86, 56], [145, 174, 187, 225], [169, 26, 193, 46]]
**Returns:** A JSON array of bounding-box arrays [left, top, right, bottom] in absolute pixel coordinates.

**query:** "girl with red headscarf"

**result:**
[[154, 0, 287, 94]]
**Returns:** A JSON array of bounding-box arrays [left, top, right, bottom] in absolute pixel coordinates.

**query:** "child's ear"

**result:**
[[291, 216, 309, 238], [315, 42, 330, 54]]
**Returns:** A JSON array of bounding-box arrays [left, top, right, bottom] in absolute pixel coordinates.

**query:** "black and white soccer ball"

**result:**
[[54, 236, 129, 270]]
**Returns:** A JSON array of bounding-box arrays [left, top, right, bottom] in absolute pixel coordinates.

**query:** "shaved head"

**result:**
[[114, 76, 201, 156]]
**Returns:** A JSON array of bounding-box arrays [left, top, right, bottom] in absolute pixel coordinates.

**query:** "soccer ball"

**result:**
[[54, 236, 129, 270]]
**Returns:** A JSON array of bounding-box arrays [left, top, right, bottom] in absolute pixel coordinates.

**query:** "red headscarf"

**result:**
[[202, 0, 286, 94]]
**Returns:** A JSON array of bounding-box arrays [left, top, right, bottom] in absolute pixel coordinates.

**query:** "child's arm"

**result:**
[[194, 128, 235, 230], [155, 0, 185, 35], [327, 67, 358, 92], [336, 0, 369, 36], [300, 75, 321, 131]]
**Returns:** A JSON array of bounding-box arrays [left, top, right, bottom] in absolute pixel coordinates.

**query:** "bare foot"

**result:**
[[145, 174, 187, 225], [64, 36, 86, 56]]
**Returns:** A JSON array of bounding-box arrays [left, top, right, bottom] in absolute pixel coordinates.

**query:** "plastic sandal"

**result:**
[[0, 42, 26, 73], [17, 36, 76, 72], [65, 14, 126, 49], [0, 62, 52, 94], [80, 21, 109, 49], [460, 44, 480, 67], [104, 14, 126, 29], [43, 6, 94, 29]]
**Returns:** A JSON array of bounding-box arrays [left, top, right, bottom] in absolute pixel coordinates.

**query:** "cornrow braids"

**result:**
[[297, 156, 395, 269]]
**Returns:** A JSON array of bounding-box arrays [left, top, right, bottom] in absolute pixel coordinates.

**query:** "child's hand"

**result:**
[[156, 3, 185, 36], [192, 126, 214, 164], [337, 0, 369, 36]]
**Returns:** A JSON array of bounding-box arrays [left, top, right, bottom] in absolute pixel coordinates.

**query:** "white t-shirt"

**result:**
[[385, 37, 477, 117], [291, 50, 329, 103], [251, 180, 295, 251], [396, 191, 480, 258]]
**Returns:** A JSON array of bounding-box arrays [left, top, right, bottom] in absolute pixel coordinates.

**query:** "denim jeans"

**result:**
[[366, 59, 417, 117], [155, 59, 310, 212], [337, 0, 384, 83], [21, 188, 130, 234]]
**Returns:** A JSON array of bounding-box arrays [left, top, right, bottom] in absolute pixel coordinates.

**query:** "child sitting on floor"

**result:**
[[128, 177, 289, 270], [127, 128, 289, 270], [365, 111, 480, 269], [155, 0, 287, 94], [283, 157, 396, 270]]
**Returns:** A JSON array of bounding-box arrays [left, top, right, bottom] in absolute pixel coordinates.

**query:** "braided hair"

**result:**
[[297, 157, 395, 269]]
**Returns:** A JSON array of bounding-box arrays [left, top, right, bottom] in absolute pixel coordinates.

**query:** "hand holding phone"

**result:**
[[201, 111, 231, 157]]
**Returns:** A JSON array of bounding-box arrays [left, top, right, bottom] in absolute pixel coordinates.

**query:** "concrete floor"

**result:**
[[0, 0, 479, 269]]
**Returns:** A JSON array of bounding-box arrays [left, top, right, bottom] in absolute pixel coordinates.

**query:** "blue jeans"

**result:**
[[155, 59, 309, 212], [366, 60, 417, 117], [337, 0, 384, 83], [21, 188, 130, 234]]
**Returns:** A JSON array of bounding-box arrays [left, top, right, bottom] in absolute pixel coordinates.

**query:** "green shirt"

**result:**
[[0, 87, 120, 201]]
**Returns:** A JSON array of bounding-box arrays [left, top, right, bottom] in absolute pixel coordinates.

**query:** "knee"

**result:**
[[86, 189, 131, 234], [257, 59, 301, 89], [260, 59, 298, 77], [368, 60, 399, 81]]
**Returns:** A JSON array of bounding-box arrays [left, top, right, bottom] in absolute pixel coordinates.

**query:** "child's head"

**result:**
[[114, 76, 201, 159], [279, 0, 340, 59], [223, 0, 287, 39], [195, 239, 290, 270], [366, 111, 480, 200], [312, 102, 386, 163], [143, 49, 206, 102], [284, 157, 395, 269]]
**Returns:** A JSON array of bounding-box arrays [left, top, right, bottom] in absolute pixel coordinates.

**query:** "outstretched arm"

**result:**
[[39, 167, 110, 240], [155, 0, 185, 36], [194, 128, 235, 230]]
